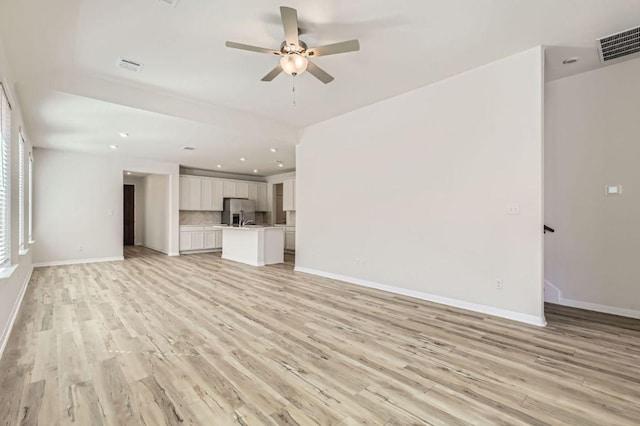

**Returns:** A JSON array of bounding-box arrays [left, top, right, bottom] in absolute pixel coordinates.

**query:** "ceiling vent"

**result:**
[[182, 146, 196, 151], [597, 26, 640, 64], [159, 0, 179, 7], [117, 58, 143, 73]]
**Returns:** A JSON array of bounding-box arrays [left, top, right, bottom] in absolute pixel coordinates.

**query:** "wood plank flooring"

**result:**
[[1, 246, 639, 425]]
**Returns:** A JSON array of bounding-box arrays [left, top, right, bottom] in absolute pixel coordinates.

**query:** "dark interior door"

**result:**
[[123, 185, 135, 246]]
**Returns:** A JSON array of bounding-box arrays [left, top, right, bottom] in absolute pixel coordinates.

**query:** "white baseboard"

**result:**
[[179, 248, 221, 255], [0, 266, 34, 360], [545, 279, 640, 319], [295, 267, 546, 327], [33, 256, 124, 267]]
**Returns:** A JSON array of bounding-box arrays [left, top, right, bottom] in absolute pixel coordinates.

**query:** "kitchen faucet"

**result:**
[[240, 219, 254, 227]]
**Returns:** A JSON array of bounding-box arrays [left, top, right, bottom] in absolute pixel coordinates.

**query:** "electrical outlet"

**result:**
[[506, 204, 520, 215], [496, 279, 504, 289]]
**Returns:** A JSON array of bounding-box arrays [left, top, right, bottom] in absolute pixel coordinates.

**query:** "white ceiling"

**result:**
[[1, 0, 639, 175]]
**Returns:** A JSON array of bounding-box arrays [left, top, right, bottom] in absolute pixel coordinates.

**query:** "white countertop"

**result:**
[[214, 225, 284, 231]]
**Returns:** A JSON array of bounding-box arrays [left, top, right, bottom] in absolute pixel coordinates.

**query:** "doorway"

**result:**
[[123, 184, 135, 246]]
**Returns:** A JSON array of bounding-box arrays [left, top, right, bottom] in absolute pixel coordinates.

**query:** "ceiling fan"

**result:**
[[225, 6, 360, 84]]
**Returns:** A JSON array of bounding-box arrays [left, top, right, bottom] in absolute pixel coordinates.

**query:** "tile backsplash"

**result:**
[[180, 211, 221, 225], [180, 211, 268, 225]]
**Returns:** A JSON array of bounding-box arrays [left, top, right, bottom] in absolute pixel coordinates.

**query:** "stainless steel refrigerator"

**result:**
[[222, 198, 256, 226]]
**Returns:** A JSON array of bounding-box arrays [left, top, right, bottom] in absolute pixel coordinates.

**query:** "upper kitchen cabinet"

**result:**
[[283, 178, 296, 211], [180, 175, 266, 211], [181, 175, 224, 211], [248, 182, 268, 211], [248, 183, 258, 203], [201, 178, 224, 211], [235, 181, 249, 199], [223, 180, 236, 198], [223, 180, 249, 199], [257, 183, 268, 211], [180, 175, 202, 210]]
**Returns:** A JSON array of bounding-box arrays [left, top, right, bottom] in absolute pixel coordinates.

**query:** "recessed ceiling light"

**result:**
[[253, 169, 258, 173], [240, 157, 246, 162], [278, 164, 284, 168], [119, 132, 129, 138], [562, 57, 579, 65], [126, 171, 132, 175], [216, 164, 222, 168], [109, 145, 118, 150], [270, 148, 277, 152]]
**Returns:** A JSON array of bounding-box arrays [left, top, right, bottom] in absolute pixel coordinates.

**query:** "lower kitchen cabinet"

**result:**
[[180, 226, 222, 252]]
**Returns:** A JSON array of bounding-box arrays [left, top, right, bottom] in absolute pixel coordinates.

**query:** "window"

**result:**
[[18, 132, 24, 249], [28, 151, 33, 243], [0, 85, 11, 265]]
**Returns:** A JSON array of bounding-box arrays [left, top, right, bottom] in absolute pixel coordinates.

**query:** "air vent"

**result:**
[[182, 146, 196, 151], [159, 0, 179, 6], [117, 58, 143, 73], [597, 26, 640, 63]]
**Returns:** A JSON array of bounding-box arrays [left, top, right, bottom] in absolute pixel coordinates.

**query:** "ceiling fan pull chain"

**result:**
[[292, 75, 296, 107]]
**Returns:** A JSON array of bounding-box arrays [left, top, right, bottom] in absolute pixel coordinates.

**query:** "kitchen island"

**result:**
[[215, 226, 285, 266]]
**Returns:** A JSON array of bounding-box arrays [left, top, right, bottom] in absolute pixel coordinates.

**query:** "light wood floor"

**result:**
[[1, 246, 639, 425]]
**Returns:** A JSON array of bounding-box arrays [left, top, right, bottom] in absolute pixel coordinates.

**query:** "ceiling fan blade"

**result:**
[[306, 61, 334, 84], [306, 39, 360, 57], [261, 64, 283, 82], [225, 41, 280, 56], [280, 6, 300, 48]]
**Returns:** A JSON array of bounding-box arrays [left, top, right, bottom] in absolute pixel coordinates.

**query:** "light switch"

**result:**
[[606, 185, 622, 195], [507, 203, 520, 215]]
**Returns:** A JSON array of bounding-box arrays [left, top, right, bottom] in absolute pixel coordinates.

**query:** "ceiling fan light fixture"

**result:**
[[280, 53, 308, 76]]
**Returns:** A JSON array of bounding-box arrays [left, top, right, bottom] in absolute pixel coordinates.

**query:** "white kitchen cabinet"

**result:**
[[201, 178, 224, 211], [236, 181, 249, 198], [180, 231, 192, 250], [257, 183, 267, 211], [181, 175, 259, 211], [191, 231, 205, 250], [204, 230, 216, 249], [213, 180, 224, 210], [201, 178, 214, 210], [248, 183, 258, 203], [223, 180, 236, 198], [223, 180, 249, 199], [283, 178, 295, 211], [181, 226, 222, 252], [180, 176, 202, 210]]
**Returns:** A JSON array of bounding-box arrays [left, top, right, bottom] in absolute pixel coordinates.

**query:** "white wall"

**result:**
[[143, 174, 169, 253], [123, 175, 145, 245], [545, 58, 640, 318], [0, 37, 35, 358], [33, 149, 180, 265], [297, 47, 545, 325]]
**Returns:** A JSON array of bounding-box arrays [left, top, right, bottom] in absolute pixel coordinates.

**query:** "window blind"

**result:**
[[0, 85, 11, 265], [18, 132, 24, 249]]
